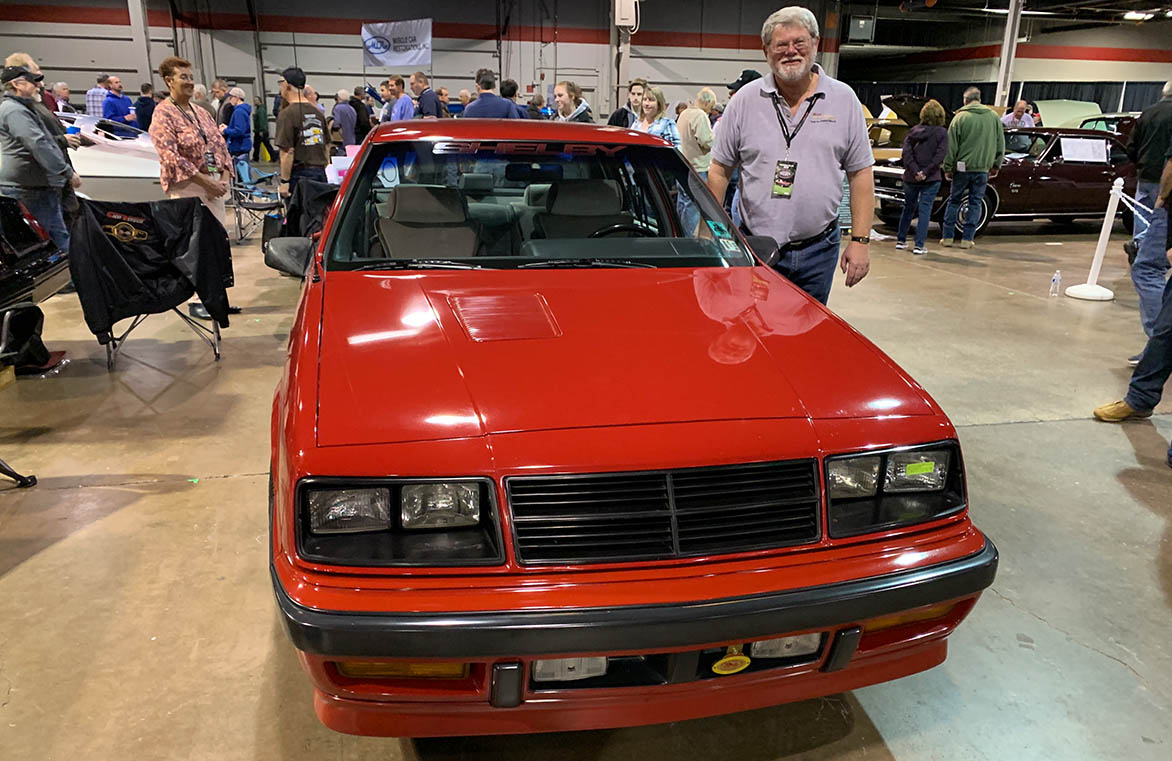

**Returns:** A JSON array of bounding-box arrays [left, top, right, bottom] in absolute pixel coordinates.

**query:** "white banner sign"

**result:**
[[362, 19, 432, 68]]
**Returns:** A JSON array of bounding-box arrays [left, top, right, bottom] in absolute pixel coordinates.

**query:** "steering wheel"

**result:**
[[588, 223, 657, 239]]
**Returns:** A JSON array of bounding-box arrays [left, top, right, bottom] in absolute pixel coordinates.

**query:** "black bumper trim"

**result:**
[[272, 539, 997, 659]]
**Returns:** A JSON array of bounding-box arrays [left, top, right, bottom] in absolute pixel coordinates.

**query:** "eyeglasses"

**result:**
[[769, 37, 813, 54]]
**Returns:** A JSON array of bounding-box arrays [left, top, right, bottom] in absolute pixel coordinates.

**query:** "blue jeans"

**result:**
[[770, 224, 840, 305], [897, 180, 940, 249], [1132, 180, 1158, 244], [941, 171, 988, 242], [1131, 196, 1169, 337], [1125, 276, 1172, 461], [677, 170, 707, 236], [0, 185, 69, 252]]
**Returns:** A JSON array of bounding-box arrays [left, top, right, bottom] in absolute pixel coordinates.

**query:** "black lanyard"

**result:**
[[769, 91, 824, 155], [169, 97, 207, 144]]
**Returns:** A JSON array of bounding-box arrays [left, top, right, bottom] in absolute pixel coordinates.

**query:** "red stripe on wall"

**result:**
[[0, 4, 1161, 63]]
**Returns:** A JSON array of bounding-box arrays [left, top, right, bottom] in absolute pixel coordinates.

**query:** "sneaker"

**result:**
[[1093, 400, 1153, 422], [1128, 353, 1143, 367], [913, 247, 927, 256], [895, 241, 908, 250], [940, 238, 954, 248], [958, 240, 975, 249], [1124, 239, 1139, 265]]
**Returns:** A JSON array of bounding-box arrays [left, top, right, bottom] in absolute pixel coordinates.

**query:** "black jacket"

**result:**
[[350, 96, 372, 141], [1126, 97, 1172, 183], [69, 198, 234, 342], [901, 124, 948, 184], [607, 106, 637, 128]]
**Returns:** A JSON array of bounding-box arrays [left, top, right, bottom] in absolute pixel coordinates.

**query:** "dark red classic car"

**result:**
[[875, 127, 1137, 236], [268, 119, 997, 737]]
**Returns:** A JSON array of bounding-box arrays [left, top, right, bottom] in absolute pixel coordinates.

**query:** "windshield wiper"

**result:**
[[350, 259, 490, 271], [517, 258, 657, 269]]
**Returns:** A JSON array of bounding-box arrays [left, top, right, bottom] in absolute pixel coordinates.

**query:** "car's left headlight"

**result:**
[[297, 478, 503, 566], [825, 442, 965, 538]]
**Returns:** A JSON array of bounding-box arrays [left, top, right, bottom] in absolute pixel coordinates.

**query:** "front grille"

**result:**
[[506, 460, 820, 564]]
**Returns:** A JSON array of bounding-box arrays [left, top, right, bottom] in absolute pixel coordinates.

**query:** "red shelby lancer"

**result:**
[[268, 119, 997, 737]]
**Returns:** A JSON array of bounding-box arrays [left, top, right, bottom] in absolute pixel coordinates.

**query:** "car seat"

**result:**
[[376, 185, 483, 259], [531, 179, 634, 239]]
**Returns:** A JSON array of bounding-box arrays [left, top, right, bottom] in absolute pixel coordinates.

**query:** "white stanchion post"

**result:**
[[1065, 177, 1121, 301]]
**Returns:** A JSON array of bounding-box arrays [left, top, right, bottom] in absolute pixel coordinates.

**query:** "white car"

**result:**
[[56, 113, 165, 202]]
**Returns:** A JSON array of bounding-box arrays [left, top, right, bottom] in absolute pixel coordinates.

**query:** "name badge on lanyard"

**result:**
[[204, 151, 220, 176], [769, 91, 823, 200]]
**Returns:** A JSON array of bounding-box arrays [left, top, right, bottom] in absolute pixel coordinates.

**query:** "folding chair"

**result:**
[[231, 156, 283, 244], [0, 307, 38, 488]]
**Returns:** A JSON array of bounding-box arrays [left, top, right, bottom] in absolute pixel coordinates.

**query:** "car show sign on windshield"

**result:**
[[1059, 137, 1108, 164], [362, 19, 432, 67]]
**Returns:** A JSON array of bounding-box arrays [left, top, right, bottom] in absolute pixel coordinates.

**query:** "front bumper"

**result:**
[[273, 539, 997, 659]]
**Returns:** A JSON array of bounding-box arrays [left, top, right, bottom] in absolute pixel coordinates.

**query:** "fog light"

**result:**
[[750, 633, 822, 659], [335, 661, 469, 679], [401, 482, 480, 529], [532, 657, 607, 682]]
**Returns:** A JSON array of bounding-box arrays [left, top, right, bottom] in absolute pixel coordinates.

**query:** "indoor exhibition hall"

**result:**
[[1, 1, 1170, 760]]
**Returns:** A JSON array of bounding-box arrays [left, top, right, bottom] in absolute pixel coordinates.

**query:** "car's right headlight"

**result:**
[[825, 442, 966, 538], [297, 478, 504, 566]]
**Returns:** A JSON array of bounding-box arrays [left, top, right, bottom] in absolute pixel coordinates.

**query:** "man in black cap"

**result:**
[[274, 66, 330, 197], [726, 69, 762, 101], [0, 66, 81, 253]]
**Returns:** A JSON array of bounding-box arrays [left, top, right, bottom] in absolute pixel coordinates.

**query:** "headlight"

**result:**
[[308, 488, 391, 533], [297, 478, 503, 566], [826, 443, 965, 538], [401, 483, 480, 529]]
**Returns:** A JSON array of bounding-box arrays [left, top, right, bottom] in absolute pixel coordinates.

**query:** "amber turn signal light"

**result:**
[[863, 602, 956, 632], [335, 661, 470, 679]]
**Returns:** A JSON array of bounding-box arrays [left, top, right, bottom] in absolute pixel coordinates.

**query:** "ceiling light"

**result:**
[[1123, 11, 1155, 20]]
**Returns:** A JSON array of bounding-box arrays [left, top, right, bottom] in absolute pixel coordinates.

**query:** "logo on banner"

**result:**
[[362, 19, 432, 67], [364, 36, 391, 55]]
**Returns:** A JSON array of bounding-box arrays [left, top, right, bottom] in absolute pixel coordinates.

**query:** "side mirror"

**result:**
[[264, 237, 314, 278], [745, 235, 780, 267]]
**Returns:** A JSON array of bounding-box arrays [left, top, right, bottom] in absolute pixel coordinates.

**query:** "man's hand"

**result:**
[[64, 134, 81, 149], [1156, 196, 1166, 210], [944, 171, 953, 181], [125, 114, 136, 123], [70, 173, 82, 189], [220, 123, 228, 132], [199, 175, 229, 199], [989, 168, 1000, 179], [840, 242, 870, 287]]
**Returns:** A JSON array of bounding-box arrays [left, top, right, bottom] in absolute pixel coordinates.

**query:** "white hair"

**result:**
[[696, 88, 717, 109], [336, 88, 350, 102], [193, 83, 207, 98], [1164, 80, 1172, 98], [963, 86, 982, 104], [761, 6, 819, 46], [52, 81, 69, 93]]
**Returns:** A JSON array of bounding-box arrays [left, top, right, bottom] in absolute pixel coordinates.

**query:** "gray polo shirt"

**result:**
[[712, 64, 872, 244]]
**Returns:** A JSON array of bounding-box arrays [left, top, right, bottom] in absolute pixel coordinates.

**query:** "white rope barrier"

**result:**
[[1065, 177, 1129, 302]]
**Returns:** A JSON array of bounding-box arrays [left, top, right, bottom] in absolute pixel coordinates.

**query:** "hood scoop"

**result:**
[[448, 293, 561, 342]]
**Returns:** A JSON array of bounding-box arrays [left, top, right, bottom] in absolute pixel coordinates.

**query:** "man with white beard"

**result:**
[[707, 6, 873, 305]]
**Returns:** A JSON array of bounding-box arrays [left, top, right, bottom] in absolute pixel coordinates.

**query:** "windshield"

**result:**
[[326, 140, 755, 270]]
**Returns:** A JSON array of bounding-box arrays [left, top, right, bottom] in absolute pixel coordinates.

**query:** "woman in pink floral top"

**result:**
[[149, 56, 233, 226]]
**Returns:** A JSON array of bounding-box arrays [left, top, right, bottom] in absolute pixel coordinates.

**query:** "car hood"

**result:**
[[316, 268, 935, 446], [881, 94, 955, 128]]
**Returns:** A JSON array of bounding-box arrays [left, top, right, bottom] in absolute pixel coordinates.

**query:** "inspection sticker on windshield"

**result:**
[[905, 462, 935, 476], [706, 220, 734, 239], [719, 238, 740, 252]]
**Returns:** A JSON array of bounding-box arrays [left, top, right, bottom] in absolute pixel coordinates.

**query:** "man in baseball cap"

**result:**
[[726, 69, 761, 96], [278, 66, 306, 90], [1, 66, 43, 86]]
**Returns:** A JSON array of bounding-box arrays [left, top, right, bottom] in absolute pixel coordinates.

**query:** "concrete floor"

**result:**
[[1, 219, 1169, 760]]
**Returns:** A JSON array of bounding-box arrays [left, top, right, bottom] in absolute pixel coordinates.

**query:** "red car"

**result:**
[[268, 119, 998, 737]]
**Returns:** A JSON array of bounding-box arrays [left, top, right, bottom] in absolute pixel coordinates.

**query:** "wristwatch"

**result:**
[[849, 234, 871, 244]]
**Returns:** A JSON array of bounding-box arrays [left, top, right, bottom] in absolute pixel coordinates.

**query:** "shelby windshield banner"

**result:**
[[362, 19, 433, 67]]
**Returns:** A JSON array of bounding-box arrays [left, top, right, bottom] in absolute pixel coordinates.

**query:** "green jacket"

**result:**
[[943, 102, 1005, 174], [252, 103, 269, 135]]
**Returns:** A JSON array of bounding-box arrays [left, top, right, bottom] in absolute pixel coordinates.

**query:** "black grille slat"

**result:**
[[507, 460, 820, 564]]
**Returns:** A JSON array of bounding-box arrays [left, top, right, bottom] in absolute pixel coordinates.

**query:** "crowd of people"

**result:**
[[1, 3, 1169, 463]]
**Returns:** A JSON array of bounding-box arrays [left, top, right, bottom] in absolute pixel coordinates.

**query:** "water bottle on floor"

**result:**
[[1049, 270, 1061, 297]]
